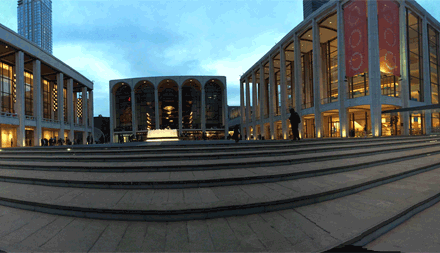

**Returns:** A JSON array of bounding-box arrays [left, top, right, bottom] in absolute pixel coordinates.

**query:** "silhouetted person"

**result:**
[[232, 126, 240, 143], [289, 108, 301, 141]]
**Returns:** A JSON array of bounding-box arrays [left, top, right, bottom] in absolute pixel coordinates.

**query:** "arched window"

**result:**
[[135, 82, 155, 131], [205, 81, 223, 129], [158, 80, 178, 129], [182, 80, 201, 129], [115, 84, 132, 131]]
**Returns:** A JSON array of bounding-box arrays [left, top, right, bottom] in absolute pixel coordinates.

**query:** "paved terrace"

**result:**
[[0, 136, 439, 252]]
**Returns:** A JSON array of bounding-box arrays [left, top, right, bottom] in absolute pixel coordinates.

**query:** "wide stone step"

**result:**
[[1, 137, 438, 162], [363, 194, 440, 252], [1, 145, 440, 189], [3, 135, 438, 157], [1, 141, 439, 172], [0, 153, 440, 221]]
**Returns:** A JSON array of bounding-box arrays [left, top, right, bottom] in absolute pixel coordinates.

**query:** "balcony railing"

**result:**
[[0, 112, 18, 118]]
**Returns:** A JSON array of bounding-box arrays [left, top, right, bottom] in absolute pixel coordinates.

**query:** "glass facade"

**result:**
[[285, 42, 295, 112], [205, 82, 223, 129], [24, 72, 33, 116], [135, 82, 155, 131], [407, 11, 423, 102], [1, 62, 14, 113], [182, 81, 201, 129], [429, 25, 439, 104], [115, 85, 132, 131], [17, 0, 53, 54]]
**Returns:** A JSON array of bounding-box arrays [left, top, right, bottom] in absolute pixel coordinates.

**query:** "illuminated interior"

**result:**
[[408, 11, 423, 102], [300, 28, 314, 109], [320, 13, 338, 104], [302, 114, 315, 139], [284, 42, 295, 112], [135, 81, 155, 131], [381, 105, 401, 136], [348, 106, 371, 137], [323, 110, 340, 137]]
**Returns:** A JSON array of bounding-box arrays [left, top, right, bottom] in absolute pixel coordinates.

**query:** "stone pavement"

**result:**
[[1, 164, 440, 251]]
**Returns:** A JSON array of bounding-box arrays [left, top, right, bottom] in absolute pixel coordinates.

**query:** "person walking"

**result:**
[[289, 108, 301, 141], [232, 126, 241, 143]]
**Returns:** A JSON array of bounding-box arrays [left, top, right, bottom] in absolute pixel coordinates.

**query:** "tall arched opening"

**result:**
[[158, 80, 178, 129], [135, 81, 155, 132], [114, 84, 132, 132], [182, 79, 201, 129]]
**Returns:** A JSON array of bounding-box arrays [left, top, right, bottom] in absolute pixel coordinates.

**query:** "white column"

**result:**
[[33, 60, 41, 146], [368, 0, 382, 137], [337, 1, 348, 138], [89, 90, 94, 141], [252, 71, 258, 138], [422, 16, 432, 134], [82, 87, 88, 144], [240, 80, 245, 139], [312, 19, 323, 138], [280, 46, 288, 139], [131, 88, 136, 135], [57, 73, 64, 139], [259, 65, 264, 130], [245, 78, 251, 140], [110, 88, 114, 143], [178, 85, 182, 133], [201, 87, 206, 133], [294, 37, 303, 138], [155, 87, 160, 129], [223, 84, 228, 139], [269, 56, 275, 139], [68, 79, 74, 142], [400, 2, 410, 136], [15, 51, 25, 147]]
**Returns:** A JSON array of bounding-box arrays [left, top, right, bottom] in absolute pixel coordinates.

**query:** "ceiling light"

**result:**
[[329, 21, 332, 24], [5, 46, 8, 48]]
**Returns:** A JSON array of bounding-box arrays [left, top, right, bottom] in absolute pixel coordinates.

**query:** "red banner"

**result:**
[[344, 0, 368, 77], [378, 0, 400, 76]]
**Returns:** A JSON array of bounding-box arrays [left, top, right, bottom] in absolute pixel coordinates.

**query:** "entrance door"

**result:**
[[25, 130, 34, 146]]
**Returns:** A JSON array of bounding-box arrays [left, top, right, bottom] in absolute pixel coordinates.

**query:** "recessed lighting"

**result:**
[[329, 21, 332, 24], [5, 46, 8, 48], [308, 34, 311, 37]]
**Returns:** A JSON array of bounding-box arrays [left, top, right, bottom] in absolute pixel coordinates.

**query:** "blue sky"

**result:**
[[0, 0, 439, 117]]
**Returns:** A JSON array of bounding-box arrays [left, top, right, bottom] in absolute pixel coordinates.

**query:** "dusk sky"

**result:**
[[1, 0, 440, 117]]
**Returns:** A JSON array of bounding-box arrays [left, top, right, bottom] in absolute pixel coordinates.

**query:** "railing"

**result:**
[[301, 102, 314, 110], [114, 126, 133, 132], [0, 112, 18, 118], [321, 96, 338, 105], [25, 115, 35, 120]]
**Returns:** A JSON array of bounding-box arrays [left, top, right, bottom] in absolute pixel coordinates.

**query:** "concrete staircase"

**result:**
[[0, 136, 439, 252]]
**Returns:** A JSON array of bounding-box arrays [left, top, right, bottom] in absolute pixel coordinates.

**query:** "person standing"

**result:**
[[289, 108, 301, 141]]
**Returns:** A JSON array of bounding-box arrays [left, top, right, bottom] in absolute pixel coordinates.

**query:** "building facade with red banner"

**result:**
[[240, 0, 440, 140]]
